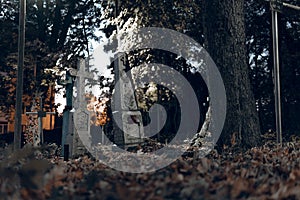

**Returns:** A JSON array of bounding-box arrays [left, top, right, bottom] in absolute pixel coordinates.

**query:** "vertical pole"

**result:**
[[271, 2, 283, 146], [101, 125, 104, 144], [63, 144, 69, 161], [39, 97, 44, 144], [61, 71, 73, 156], [14, 0, 26, 150], [49, 86, 54, 129]]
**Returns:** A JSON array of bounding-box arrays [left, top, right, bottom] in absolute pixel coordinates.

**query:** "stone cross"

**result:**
[[72, 59, 94, 155], [73, 59, 94, 106], [25, 97, 55, 146]]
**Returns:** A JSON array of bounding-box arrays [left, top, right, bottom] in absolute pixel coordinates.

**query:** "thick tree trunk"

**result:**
[[203, 0, 261, 149]]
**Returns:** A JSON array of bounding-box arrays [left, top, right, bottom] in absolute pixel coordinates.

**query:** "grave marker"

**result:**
[[59, 70, 74, 156], [25, 96, 55, 146], [113, 53, 145, 148], [73, 59, 94, 155]]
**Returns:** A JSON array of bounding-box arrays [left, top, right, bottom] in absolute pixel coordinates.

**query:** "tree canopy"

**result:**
[[0, 0, 103, 113]]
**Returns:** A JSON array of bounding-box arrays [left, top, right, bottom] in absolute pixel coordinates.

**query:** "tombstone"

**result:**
[[113, 53, 145, 148], [25, 95, 55, 146], [72, 59, 93, 155], [59, 70, 74, 156], [63, 56, 145, 155], [60, 59, 95, 157]]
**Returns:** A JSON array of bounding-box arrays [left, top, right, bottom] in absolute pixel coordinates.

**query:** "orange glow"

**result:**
[[87, 95, 110, 126]]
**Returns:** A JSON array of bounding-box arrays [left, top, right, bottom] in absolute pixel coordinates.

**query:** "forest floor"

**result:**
[[1, 133, 300, 200]]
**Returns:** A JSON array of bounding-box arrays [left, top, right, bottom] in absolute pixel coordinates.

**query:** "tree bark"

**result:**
[[203, 0, 261, 149]]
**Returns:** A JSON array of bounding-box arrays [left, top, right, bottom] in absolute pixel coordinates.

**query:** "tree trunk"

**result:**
[[203, 0, 261, 149]]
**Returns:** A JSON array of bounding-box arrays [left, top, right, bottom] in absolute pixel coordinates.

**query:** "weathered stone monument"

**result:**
[[61, 59, 93, 156], [73, 59, 93, 155], [112, 53, 145, 148]]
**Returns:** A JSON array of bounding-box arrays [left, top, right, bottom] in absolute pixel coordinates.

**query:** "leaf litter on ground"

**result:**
[[1, 133, 300, 199]]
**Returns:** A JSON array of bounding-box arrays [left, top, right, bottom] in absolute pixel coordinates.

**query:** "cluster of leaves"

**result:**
[[2, 135, 300, 199]]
